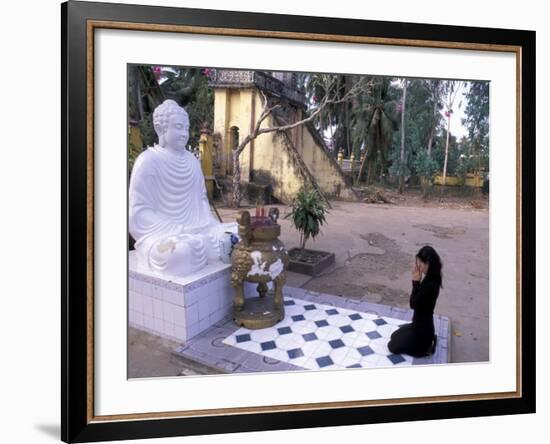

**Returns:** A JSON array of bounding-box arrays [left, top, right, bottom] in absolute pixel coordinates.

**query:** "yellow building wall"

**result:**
[[213, 89, 230, 174], [214, 89, 256, 181], [254, 132, 304, 202], [236, 90, 254, 182], [434, 173, 483, 187], [241, 92, 301, 202]]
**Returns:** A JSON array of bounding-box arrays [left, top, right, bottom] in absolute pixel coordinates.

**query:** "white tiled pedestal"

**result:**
[[129, 252, 237, 343]]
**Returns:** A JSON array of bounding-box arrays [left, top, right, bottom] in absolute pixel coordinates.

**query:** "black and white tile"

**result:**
[[223, 296, 413, 371]]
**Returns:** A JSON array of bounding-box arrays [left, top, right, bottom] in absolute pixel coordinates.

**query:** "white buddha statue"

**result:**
[[129, 99, 237, 276]]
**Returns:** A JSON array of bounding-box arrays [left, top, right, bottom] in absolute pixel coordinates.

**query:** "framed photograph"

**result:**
[[62, 0, 535, 442]]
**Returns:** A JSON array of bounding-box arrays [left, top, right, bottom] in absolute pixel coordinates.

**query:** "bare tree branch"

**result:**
[[235, 76, 372, 155]]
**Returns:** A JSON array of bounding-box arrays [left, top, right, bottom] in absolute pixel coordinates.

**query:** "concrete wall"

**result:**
[[288, 112, 356, 200], [251, 128, 305, 203]]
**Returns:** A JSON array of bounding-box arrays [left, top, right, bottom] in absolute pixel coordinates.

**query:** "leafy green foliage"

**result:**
[[389, 153, 411, 179], [289, 189, 328, 250], [127, 66, 214, 177], [352, 77, 400, 183], [390, 80, 444, 174], [138, 112, 156, 148], [413, 148, 439, 181], [389, 106, 416, 179], [302, 73, 369, 157], [461, 81, 490, 174], [454, 154, 472, 185], [432, 129, 459, 174]]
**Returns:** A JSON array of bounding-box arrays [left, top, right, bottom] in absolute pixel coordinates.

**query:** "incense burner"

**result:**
[[231, 208, 288, 329]]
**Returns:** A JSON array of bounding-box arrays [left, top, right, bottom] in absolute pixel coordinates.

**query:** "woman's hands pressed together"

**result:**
[[412, 260, 422, 282]]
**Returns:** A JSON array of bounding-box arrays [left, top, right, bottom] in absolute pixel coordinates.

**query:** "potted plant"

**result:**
[[286, 189, 335, 276]]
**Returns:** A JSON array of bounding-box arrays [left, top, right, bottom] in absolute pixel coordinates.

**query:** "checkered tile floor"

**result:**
[[223, 296, 414, 371]]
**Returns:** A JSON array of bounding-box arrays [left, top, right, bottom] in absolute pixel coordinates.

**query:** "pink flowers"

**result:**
[[445, 109, 453, 118], [202, 68, 214, 77], [396, 102, 403, 113], [152, 66, 163, 81]]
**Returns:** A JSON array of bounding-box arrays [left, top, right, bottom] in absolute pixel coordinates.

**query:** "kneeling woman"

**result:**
[[388, 246, 442, 357]]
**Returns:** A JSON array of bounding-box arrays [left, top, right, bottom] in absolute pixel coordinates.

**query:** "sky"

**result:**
[[444, 82, 468, 140]]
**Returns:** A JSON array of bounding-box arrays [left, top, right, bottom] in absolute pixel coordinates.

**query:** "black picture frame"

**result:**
[[61, 1, 536, 442]]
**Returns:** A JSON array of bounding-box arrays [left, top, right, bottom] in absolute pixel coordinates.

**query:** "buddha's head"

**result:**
[[153, 99, 190, 151]]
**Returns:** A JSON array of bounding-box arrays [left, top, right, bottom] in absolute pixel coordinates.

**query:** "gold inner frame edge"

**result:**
[[85, 19, 523, 423]]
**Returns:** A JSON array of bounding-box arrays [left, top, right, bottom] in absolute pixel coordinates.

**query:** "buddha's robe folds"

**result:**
[[129, 145, 236, 276]]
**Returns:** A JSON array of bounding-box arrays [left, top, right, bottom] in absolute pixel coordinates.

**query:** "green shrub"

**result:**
[[289, 189, 328, 250]]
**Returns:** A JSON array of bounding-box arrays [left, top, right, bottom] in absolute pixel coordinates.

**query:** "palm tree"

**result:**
[[355, 77, 399, 185], [302, 73, 356, 157]]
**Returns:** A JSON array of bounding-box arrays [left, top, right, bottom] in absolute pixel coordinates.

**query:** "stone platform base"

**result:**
[[129, 252, 236, 343]]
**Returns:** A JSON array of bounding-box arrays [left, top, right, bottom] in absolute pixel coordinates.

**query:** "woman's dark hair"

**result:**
[[416, 246, 443, 288]]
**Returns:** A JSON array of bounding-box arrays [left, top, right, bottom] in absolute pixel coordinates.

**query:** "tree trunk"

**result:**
[[367, 158, 376, 186], [345, 76, 352, 157], [328, 110, 335, 157], [398, 79, 407, 194], [356, 148, 368, 184], [232, 150, 242, 208], [427, 101, 438, 157], [442, 113, 451, 187], [441, 82, 459, 197], [427, 81, 440, 157], [439, 114, 452, 201], [128, 65, 143, 122], [427, 131, 434, 158]]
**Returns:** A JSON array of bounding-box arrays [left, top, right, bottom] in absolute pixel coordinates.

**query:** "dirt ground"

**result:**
[[355, 184, 489, 210], [217, 193, 489, 364], [128, 327, 223, 378], [128, 191, 489, 376]]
